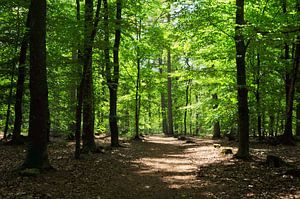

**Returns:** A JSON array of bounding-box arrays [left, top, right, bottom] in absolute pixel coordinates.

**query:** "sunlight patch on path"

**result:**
[[131, 136, 233, 189]]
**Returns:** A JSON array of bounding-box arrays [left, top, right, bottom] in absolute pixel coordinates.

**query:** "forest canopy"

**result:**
[[0, 0, 300, 160]]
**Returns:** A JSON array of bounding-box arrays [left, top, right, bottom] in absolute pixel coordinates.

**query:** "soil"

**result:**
[[0, 135, 300, 199]]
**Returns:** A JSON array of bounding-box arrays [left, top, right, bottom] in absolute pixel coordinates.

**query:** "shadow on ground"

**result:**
[[0, 135, 299, 198]]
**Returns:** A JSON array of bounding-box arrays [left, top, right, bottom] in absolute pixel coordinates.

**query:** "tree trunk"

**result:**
[[111, 0, 121, 147], [195, 94, 200, 135], [12, 9, 30, 144], [74, 0, 82, 159], [234, 0, 250, 159], [269, 114, 275, 137], [81, 0, 101, 152], [184, 82, 189, 135], [255, 52, 262, 141], [159, 59, 168, 136], [22, 0, 52, 170], [81, 0, 96, 152], [283, 37, 300, 144], [104, 0, 122, 147], [134, 58, 140, 139], [296, 103, 300, 137], [12, 35, 27, 144], [3, 62, 16, 140], [12, 39, 28, 144], [167, 17, 173, 136], [134, 20, 141, 140], [212, 94, 221, 139], [109, 86, 119, 146]]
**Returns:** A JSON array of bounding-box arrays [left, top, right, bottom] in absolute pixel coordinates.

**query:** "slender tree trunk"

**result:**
[[12, 42, 27, 143], [159, 58, 168, 136], [74, 0, 82, 159], [134, 57, 141, 139], [134, 20, 141, 140], [104, 0, 121, 147], [109, 86, 119, 146], [195, 94, 200, 135], [12, 15, 30, 144], [167, 33, 173, 135], [3, 63, 16, 139], [235, 0, 249, 159], [22, 0, 52, 170], [269, 114, 275, 137], [148, 96, 152, 134], [255, 53, 262, 141], [212, 94, 221, 139], [184, 83, 189, 135]]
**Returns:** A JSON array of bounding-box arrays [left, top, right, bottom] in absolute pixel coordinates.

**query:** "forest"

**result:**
[[0, 0, 300, 198]]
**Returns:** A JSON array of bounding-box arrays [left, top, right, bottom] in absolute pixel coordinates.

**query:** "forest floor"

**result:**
[[0, 134, 300, 199]]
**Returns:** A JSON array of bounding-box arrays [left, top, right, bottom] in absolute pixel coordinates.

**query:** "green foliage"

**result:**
[[0, 0, 299, 138]]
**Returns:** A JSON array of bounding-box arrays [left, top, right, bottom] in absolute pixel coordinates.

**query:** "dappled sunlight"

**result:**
[[130, 135, 233, 189]]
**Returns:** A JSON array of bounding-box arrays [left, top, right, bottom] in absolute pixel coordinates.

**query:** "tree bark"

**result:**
[[81, 0, 96, 152], [282, 0, 300, 144], [255, 52, 262, 141], [111, 0, 121, 147], [104, 0, 122, 147], [81, 0, 101, 153], [184, 83, 189, 135], [167, 13, 173, 136], [12, 9, 31, 145], [3, 61, 16, 140], [283, 37, 300, 144], [212, 94, 221, 139], [22, 0, 52, 170], [195, 94, 200, 135], [234, 0, 250, 159], [12, 10, 30, 144], [134, 20, 141, 140], [159, 58, 168, 136], [75, 0, 82, 159], [296, 103, 300, 137]]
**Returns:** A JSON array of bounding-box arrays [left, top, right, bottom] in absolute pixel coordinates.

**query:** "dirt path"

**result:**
[[0, 135, 300, 198]]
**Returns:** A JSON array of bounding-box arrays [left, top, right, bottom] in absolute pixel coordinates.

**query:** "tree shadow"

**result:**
[[0, 135, 299, 198]]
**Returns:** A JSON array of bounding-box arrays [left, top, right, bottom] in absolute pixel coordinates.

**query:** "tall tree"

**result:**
[[234, 0, 250, 159], [21, 0, 52, 170], [81, 0, 101, 153], [282, 0, 300, 145], [159, 58, 168, 135], [11, 9, 31, 145], [104, 0, 122, 147], [166, 9, 173, 136], [134, 19, 142, 140], [75, 0, 82, 159], [184, 58, 191, 135]]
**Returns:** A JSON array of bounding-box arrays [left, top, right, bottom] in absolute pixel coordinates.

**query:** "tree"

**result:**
[[75, 0, 82, 159], [134, 20, 142, 140], [282, 0, 300, 145], [21, 0, 52, 170], [234, 0, 250, 159], [159, 58, 168, 135], [11, 9, 31, 145], [104, 0, 122, 147], [166, 7, 173, 136], [81, 0, 101, 153]]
